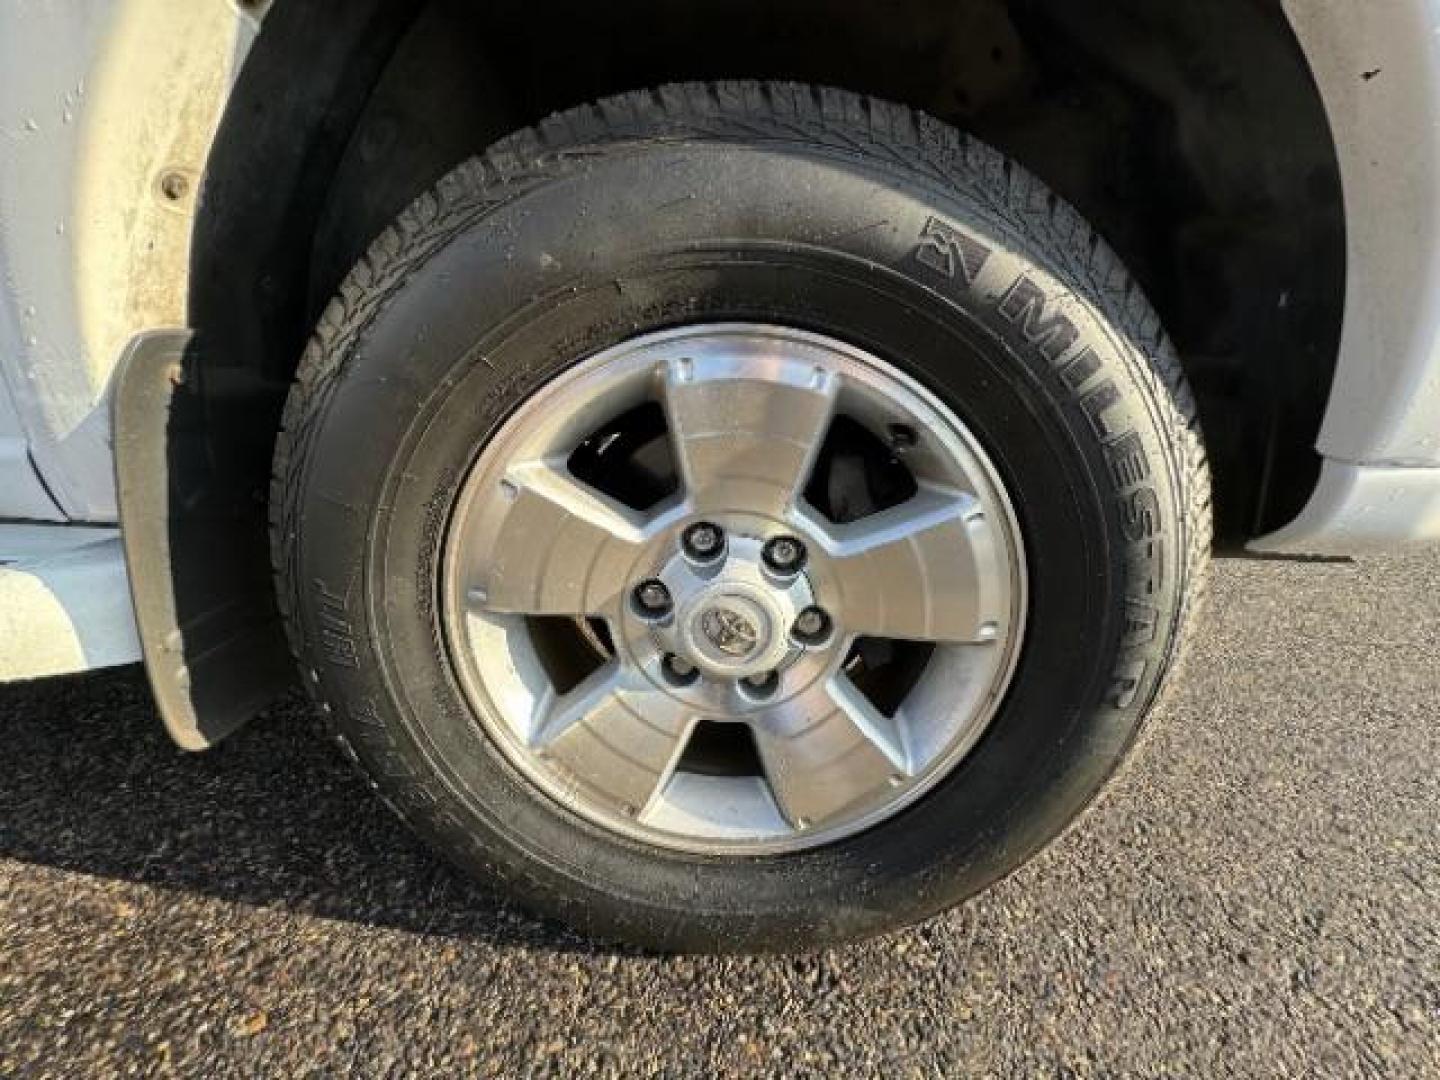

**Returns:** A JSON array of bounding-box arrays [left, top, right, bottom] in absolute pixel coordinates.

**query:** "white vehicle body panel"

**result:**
[[1252, 0, 1440, 552], [0, 0, 258, 521], [0, 524, 139, 679], [0, 375, 63, 521], [0, 0, 1438, 678], [1281, 0, 1440, 466], [1257, 460, 1440, 553]]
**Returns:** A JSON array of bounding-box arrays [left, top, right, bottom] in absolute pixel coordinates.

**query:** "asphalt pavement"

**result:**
[[1, 552, 1437, 1077]]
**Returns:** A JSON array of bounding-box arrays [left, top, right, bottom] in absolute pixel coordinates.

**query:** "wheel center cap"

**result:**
[[686, 592, 775, 672], [699, 604, 763, 659]]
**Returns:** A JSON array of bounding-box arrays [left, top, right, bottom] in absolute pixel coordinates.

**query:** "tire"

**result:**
[[272, 82, 1210, 953]]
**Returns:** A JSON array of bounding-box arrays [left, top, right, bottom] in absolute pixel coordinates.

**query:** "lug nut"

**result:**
[[682, 522, 724, 560], [762, 536, 806, 574], [742, 670, 780, 697], [634, 579, 672, 617], [793, 607, 831, 644], [663, 653, 698, 685]]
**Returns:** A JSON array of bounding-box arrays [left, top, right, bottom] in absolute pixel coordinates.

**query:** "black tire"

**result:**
[[272, 82, 1210, 953]]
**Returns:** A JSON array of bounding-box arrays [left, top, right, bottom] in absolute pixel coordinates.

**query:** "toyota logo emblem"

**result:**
[[700, 607, 760, 658]]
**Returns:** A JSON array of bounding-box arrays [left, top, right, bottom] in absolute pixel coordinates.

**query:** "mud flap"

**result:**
[[112, 330, 294, 750]]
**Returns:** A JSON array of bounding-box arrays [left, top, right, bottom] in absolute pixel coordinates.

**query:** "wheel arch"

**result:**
[[188, 0, 1351, 546], [115, 0, 1365, 743]]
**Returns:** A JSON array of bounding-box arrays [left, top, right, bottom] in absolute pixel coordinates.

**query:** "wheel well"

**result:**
[[190, 0, 1344, 543]]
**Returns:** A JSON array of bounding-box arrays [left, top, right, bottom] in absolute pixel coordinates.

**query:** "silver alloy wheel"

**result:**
[[442, 324, 1026, 854]]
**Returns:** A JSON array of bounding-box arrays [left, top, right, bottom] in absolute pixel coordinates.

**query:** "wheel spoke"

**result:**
[[532, 663, 698, 817], [476, 461, 653, 617], [754, 677, 910, 828], [661, 355, 837, 515], [809, 484, 1004, 643]]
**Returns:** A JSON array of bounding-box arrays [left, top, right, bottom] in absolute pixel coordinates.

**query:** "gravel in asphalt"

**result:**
[[1, 553, 1437, 1077]]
